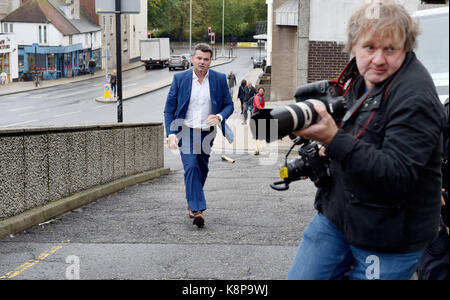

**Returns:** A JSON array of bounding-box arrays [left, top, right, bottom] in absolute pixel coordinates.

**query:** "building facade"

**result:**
[[81, 0, 147, 71], [0, 0, 101, 81], [269, 0, 422, 101]]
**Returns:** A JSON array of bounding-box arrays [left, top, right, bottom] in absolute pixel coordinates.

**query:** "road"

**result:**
[[0, 48, 256, 127]]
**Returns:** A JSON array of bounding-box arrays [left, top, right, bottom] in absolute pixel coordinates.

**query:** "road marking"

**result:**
[[55, 110, 82, 118], [4, 119, 38, 127], [123, 83, 137, 88], [94, 105, 107, 110], [8, 106, 35, 112], [0, 245, 63, 280], [20, 108, 51, 117]]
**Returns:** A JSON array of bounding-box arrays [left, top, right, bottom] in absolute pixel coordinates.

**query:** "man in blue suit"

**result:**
[[164, 43, 234, 228]]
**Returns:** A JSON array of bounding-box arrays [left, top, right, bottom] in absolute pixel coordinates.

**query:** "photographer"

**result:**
[[286, 1, 447, 280]]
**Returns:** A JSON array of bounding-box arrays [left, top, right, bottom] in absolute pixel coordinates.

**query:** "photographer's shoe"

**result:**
[[193, 211, 205, 228]]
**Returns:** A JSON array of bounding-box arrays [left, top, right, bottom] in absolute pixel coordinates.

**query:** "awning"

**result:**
[[24, 43, 83, 54], [275, 0, 298, 26], [253, 34, 267, 40]]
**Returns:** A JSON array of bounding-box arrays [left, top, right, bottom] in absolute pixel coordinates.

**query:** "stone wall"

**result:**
[[0, 123, 164, 220]]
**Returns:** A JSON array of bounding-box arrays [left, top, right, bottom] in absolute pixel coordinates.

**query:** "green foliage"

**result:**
[[147, 0, 267, 42]]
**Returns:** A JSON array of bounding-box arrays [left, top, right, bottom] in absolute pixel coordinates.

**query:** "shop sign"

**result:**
[[0, 39, 11, 53]]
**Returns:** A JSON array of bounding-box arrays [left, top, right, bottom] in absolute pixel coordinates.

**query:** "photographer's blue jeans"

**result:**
[[287, 212, 424, 280]]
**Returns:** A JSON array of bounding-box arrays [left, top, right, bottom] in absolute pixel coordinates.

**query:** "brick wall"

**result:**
[[308, 41, 349, 82]]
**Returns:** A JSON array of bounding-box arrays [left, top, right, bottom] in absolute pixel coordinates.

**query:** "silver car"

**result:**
[[168, 55, 190, 71]]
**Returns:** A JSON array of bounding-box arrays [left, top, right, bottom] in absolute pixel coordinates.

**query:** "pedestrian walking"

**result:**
[[164, 43, 234, 228], [88, 58, 96, 75], [237, 80, 247, 114], [243, 81, 256, 124], [110, 71, 117, 98], [252, 87, 265, 155], [227, 70, 237, 98]]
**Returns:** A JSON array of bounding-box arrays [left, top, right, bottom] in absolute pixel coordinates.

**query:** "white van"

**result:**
[[413, 7, 449, 104]]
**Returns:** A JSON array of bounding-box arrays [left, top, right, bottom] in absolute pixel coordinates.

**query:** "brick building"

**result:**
[[269, 0, 421, 101]]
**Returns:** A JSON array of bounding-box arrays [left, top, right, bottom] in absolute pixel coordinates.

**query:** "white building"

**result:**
[[98, 0, 147, 71], [0, 0, 102, 80], [129, 0, 148, 62]]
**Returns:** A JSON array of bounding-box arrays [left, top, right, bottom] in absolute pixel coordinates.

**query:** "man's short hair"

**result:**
[[345, 0, 420, 53], [194, 43, 213, 58]]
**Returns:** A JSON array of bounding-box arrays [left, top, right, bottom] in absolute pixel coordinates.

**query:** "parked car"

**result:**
[[181, 53, 193, 66], [168, 55, 190, 71], [251, 54, 267, 69]]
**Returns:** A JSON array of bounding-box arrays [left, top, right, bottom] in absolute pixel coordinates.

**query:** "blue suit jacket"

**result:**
[[164, 69, 234, 139]]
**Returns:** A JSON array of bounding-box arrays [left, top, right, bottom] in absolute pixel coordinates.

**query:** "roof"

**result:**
[[1, 0, 100, 35], [49, 0, 100, 34]]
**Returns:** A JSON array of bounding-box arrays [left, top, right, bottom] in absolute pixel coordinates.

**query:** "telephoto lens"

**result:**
[[250, 80, 347, 143], [250, 100, 325, 143]]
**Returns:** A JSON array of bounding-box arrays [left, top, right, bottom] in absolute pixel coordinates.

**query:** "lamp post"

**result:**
[[190, 0, 192, 54], [222, 0, 224, 56]]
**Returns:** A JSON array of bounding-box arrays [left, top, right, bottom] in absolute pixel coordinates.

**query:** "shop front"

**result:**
[[22, 44, 101, 80], [0, 34, 18, 83]]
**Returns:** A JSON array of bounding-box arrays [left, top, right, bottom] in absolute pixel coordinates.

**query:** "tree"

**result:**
[[148, 0, 267, 42]]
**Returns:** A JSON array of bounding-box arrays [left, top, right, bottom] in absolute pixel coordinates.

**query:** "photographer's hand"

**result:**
[[293, 104, 338, 145]]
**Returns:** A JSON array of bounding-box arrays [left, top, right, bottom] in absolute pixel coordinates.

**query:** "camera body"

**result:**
[[271, 138, 331, 191], [250, 80, 347, 143], [255, 80, 348, 191]]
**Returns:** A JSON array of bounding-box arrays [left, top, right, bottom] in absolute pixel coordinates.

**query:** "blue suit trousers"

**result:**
[[179, 127, 216, 212]]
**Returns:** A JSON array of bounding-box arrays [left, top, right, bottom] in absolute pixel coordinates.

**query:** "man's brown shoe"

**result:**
[[193, 211, 205, 228]]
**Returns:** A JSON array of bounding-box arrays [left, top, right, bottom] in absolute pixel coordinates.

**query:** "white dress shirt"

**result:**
[[183, 70, 213, 129]]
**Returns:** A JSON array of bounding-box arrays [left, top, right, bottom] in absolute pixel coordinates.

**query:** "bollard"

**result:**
[[104, 83, 111, 99]]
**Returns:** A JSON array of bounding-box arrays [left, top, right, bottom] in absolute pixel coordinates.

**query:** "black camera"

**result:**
[[250, 80, 347, 143], [271, 137, 331, 191]]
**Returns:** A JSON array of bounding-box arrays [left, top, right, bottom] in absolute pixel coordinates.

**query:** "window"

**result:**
[[3, 23, 8, 33], [39, 25, 42, 43], [9, 23, 13, 33], [110, 16, 113, 33], [43, 26, 47, 43], [69, 35, 73, 45]]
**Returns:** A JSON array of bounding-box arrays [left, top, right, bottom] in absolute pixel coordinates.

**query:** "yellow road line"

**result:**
[[0, 245, 63, 280]]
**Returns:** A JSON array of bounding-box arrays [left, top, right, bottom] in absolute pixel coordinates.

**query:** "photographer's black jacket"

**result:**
[[319, 52, 447, 253]]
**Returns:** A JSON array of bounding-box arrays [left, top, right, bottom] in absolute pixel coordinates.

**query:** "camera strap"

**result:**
[[329, 57, 360, 97], [342, 90, 373, 124]]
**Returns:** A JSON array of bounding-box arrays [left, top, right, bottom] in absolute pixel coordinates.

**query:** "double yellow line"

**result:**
[[0, 245, 63, 280]]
